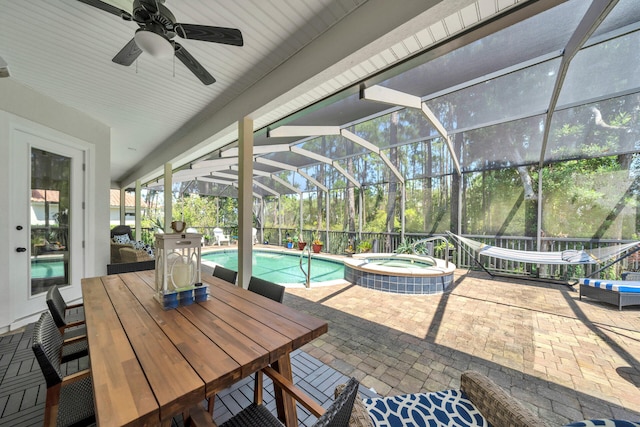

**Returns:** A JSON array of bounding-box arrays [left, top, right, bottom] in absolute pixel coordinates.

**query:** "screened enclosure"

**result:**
[[143, 0, 640, 279]]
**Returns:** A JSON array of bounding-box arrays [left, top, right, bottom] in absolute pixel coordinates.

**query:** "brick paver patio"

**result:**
[[285, 269, 640, 425]]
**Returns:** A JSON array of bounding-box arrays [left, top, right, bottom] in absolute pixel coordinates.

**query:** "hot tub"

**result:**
[[343, 253, 455, 294]]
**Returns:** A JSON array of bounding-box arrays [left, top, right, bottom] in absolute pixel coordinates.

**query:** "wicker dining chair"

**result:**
[[213, 265, 238, 285], [220, 375, 359, 427], [32, 312, 95, 427], [46, 285, 86, 339]]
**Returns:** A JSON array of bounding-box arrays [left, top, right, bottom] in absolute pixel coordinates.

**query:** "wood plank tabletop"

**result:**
[[81, 270, 328, 427]]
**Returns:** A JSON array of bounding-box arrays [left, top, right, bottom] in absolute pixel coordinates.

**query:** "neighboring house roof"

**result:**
[[31, 190, 60, 203], [110, 189, 147, 208]]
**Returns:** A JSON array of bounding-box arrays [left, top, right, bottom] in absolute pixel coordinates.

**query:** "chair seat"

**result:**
[[220, 404, 283, 427], [62, 324, 87, 340], [58, 376, 96, 427], [363, 389, 489, 427]]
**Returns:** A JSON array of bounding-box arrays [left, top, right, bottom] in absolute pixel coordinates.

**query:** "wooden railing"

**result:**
[[138, 226, 638, 280]]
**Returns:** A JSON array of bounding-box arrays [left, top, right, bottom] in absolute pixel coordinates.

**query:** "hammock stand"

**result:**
[[446, 231, 640, 286]]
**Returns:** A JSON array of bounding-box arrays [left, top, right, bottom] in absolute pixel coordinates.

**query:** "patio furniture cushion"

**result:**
[[579, 279, 640, 293], [563, 420, 640, 427], [363, 389, 488, 427], [112, 234, 131, 244]]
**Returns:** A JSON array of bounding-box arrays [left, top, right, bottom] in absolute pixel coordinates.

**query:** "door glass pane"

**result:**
[[30, 148, 71, 296]]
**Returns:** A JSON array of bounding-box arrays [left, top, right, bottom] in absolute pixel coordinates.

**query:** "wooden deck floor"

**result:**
[[0, 322, 377, 427]]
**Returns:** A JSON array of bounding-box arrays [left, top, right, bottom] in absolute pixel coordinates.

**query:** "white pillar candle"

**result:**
[[172, 263, 191, 289]]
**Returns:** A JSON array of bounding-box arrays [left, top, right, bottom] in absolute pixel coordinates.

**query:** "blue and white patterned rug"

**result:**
[[363, 389, 488, 427]]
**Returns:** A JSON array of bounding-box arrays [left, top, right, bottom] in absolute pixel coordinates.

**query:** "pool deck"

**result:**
[[285, 268, 640, 425]]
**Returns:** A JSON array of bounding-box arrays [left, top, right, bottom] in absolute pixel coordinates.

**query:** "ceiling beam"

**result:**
[[361, 85, 462, 175], [538, 0, 619, 167], [290, 146, 361, 188]]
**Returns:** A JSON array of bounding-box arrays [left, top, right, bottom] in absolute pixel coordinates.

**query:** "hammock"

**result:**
[[448, 232, 640, 265]]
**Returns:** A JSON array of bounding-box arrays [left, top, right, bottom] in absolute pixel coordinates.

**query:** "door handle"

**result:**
[[16, 247, 26, 253]]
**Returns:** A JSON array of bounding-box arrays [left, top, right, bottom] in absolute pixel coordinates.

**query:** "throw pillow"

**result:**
[[113, 234, 131, 244]]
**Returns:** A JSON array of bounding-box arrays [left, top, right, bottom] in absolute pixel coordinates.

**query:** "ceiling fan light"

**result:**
[[134, 28, 173, 59]]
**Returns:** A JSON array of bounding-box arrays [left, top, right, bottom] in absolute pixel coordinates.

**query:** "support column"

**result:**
[[164, 163, 172, 233], [119, 188, 126, 225], [325, 193, 330, 252], [401, 182, 406, 242], [238, 117, 254, 289], [135, 180, 141, 241]]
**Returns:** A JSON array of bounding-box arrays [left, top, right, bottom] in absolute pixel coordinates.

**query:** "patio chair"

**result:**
[[247, 277, 286, 405], [252, 227, 258, 245], [248, 276, 285, 303], [213, 265, 238, 284], [220, 374, 359, 427], [213, 227, 231, 246], [46, 285, 86, 339], [32, 312, 95, 427], [187, 227, 205, 246], [110, 225, 134, 263]]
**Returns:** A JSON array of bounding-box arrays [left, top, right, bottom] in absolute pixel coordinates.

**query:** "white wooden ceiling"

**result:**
[[0, 0, 526, 186]]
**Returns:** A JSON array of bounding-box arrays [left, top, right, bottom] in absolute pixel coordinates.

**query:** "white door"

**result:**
[[9, 128, 85, 324]]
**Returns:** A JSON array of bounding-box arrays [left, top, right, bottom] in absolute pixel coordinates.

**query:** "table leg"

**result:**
[[271, 354, 298, 427]]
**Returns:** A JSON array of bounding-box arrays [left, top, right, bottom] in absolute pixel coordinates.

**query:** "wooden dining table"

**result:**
[[80, 270, 328, 427]]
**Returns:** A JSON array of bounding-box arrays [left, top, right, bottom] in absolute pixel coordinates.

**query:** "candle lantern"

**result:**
[[155, 232, 203, 309]]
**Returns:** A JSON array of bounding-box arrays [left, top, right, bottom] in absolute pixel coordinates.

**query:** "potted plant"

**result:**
[[357, 240, 372, 253], [297, 233, 307, 250], [312, 232, 323, 253], [286, 236, 294, 249]]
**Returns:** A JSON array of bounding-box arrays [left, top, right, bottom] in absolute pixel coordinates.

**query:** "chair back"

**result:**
[[32, 312, 65, 387], [248, 276, 285, 303], [46, 286, 68, 328], [213, 265, 238, 284], [313, 377, 359, 427], [111, 225, 133, 240]]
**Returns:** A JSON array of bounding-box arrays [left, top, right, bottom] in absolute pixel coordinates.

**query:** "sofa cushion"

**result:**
[[564, 421, 640, 427], [363, 389, 489, 427]]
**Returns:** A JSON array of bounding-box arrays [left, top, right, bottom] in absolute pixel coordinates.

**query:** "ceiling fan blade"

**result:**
[[76, 0, 131, 18], [176, 24, 243, 46], [174, 43, 216, 85], [112, 38, 142, 66]]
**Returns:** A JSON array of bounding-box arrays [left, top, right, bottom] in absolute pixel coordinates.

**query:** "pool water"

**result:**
[[202, 250, 344, 284], [31, 259, 65, 279], [365, 258, 434, 268]]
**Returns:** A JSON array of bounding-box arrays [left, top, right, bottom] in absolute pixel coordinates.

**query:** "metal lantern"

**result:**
[[155, 232, 202, 309]]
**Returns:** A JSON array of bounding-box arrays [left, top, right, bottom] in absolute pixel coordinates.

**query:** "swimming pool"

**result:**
[[201, 249, 345, 285], [31, 259, 65, 279]]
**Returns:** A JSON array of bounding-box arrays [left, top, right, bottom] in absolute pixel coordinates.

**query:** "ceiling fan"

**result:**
[[76, 0, 243, 85]]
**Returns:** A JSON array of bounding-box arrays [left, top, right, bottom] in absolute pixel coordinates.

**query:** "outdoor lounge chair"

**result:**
[[213, 227, 231, 246], [579, 278, 640, 310], [32, 312, 95, 427]]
